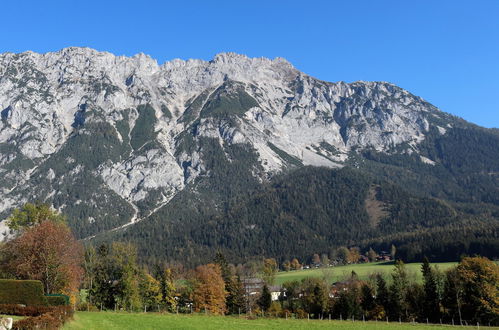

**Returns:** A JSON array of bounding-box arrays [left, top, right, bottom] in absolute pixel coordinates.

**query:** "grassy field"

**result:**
[[63, 312, 487, 330], [274, 262, 457, 285], [0, 314, 24, 321]]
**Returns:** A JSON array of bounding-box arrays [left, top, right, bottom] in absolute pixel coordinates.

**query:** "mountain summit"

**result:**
[[1, 48, 497, 263]]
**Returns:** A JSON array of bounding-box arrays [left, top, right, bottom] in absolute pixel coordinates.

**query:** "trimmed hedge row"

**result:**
[[46, 295, 69, 306], [0, 280, 46, 306], [0, 304, 52, 316], [0, 304, 73, 329], [0, 280, 69, 307]]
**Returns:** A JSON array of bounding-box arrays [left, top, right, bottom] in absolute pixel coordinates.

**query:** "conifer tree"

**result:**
[[257, 284, 272, 313], [422, 257, 440, 321]]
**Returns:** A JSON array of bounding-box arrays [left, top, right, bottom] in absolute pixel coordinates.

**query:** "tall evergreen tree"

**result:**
[[361, 283, 376, 314], [258, 284, 272, 313], [225, 275, 246, 314], [376, 274, 389, 316], [213, 251, 231, 282], [421, 257, 440, 321], [213, 251, 245, 314]]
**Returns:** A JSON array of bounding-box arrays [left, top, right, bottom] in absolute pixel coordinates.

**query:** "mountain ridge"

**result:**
[[0, 48, 497, 264]]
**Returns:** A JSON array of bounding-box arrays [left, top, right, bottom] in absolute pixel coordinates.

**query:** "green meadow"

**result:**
[[274, 261, 457, 285], [0, 314, 23, 321], [63, 312, 486, 330]]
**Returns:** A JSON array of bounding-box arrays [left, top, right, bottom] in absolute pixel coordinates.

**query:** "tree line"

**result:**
[[0, 203, 497, 326]]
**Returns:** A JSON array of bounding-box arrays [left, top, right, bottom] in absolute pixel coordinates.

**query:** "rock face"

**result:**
[[0, 48, 452, 238], [0, 317, 13, 330]]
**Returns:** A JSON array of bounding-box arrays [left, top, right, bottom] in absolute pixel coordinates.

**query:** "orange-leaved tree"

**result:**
[[192, 263, 227, 315], [1, 210, 83, 299]]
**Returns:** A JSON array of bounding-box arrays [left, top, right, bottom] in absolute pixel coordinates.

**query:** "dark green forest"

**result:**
[[4, 96, 497, 267], [98, 117, 499, 266]]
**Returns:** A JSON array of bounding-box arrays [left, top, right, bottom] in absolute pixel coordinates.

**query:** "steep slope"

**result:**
[[100, 166, 497, 266], [0, 48, 497, 264]]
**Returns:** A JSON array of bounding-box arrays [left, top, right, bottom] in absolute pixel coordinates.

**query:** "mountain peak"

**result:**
[[0, 47, 466, 241]]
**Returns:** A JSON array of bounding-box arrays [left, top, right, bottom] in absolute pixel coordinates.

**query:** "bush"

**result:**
[[13, 308, 73, 330], [295, 308, 307, 319], [46, 294, 69, 306], [0, 304, 52, 316], [76, 302, 99, 312], [0, 280, 47, 306], [268, 302, 283, 317], [5, 305, 74, 330]]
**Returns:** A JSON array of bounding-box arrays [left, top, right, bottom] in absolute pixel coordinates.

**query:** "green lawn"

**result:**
[[0, 314, 24, 321], [274, 262, 457, 285], [64, 312, 485, 330]]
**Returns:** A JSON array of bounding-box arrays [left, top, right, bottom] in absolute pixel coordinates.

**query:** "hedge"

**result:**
[[5, 305, 74, 330], [0, 304, 52, 316], [0, 280, 47, 306], [46, 294, 70, 306]]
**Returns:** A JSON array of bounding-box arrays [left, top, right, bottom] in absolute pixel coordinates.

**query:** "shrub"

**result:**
[[268, 302, 283, 317], [295, 308, 307, 319], [0, 304, 52, 316], [7, 305, 74, 330], [76, 302, 99, 312], [46, 294, 70, 306], [0, 280, 47, 306]]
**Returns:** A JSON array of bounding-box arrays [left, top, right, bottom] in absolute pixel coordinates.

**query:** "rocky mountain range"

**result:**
[[0, 48, 497, 263]]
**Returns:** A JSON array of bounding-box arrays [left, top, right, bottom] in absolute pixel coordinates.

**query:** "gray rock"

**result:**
[[0, 48, 448, 236]]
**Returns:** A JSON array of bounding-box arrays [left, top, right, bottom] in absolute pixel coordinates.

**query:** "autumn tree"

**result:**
[[321, 254, 330, 267], [193, 264, 227, 315], [262, 258, 278, 284], [336, 247, 350, 264], [7, 202, 65, 231], [139, 271, 162, 311], [91, 243, 141, 311], [157, 268, 177, 312], [282, 280, 301, 312], [455, 257, 499, 324], [1, 220, 83, 299], [367, 248, 378, 262], [390, 244, 397, 260], [282, 260, 291, 272], [290, 258, 301, 270], [301, 278, 329, 318], [347, 247, 361, 264]]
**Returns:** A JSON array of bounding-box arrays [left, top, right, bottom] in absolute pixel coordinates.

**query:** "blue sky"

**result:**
[[2, 1, 498, 128]]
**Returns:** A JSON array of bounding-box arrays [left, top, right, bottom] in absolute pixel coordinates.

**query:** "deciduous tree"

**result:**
[[263, 258, 278, 284], [7, 203, 65, 231], [193, 264, 227, 315], [1, 220, 83, 299], [456, 257, 499, 324], [290, 258, 301, 270]]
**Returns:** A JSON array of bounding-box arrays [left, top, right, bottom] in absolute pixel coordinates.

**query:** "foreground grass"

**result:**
[[275, 262, 457, 285], [64, 312, 485, 330], [0, 314, 23, 321]]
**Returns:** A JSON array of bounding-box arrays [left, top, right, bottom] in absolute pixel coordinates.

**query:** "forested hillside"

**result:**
[[0, 49, 498, 266], [102, 162, 498, 266]]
